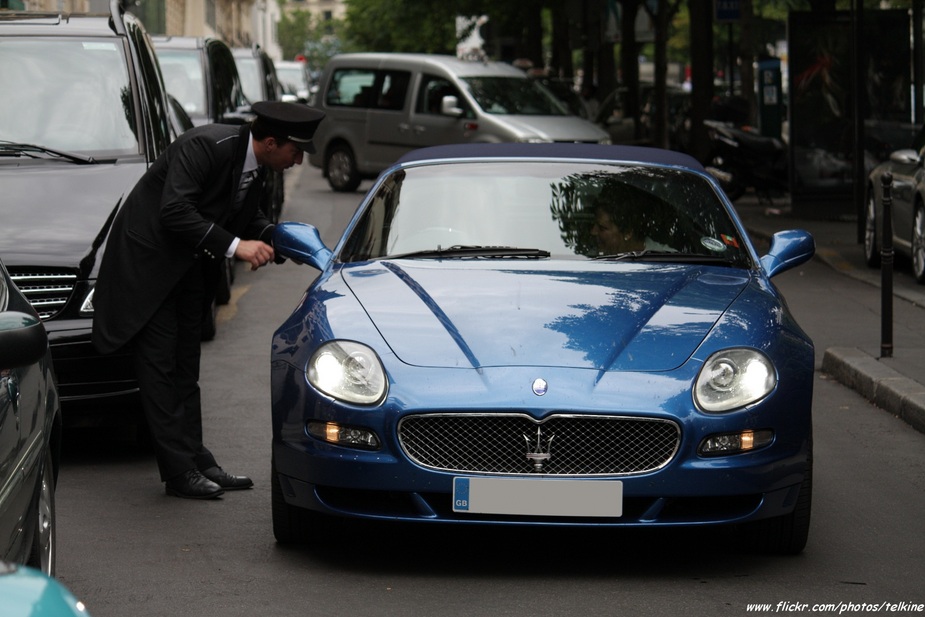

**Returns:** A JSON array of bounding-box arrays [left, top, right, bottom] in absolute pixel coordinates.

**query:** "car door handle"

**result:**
[[398, 123, 412, 134]]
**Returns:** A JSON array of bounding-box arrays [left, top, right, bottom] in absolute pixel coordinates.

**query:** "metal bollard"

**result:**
[[881, 172, 893, 358]]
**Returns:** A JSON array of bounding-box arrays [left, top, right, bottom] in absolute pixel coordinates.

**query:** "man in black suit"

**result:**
[[92, 102, 324, 500]]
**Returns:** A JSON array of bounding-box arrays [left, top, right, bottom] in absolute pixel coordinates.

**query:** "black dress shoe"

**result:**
[[165, 469, 224, 500], [200, 466, 253, 490]]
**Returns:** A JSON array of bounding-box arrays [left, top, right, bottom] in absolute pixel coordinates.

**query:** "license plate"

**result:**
[[452, 476, 622, 517]]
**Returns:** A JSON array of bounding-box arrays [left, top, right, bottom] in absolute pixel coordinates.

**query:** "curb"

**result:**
[[821, 347, 925, 434]]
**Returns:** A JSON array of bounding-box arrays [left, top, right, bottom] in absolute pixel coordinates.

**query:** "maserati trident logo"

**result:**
[[532, 378, 548, 396], [524, 426, 554, 472]]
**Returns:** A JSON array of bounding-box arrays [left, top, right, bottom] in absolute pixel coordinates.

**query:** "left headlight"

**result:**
[[694, 348, 776, 413], [307, 340, 387, 405]]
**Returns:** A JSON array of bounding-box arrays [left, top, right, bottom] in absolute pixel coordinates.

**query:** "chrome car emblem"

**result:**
[[524, 426, 554, 472], [531, 378, 548, 396]]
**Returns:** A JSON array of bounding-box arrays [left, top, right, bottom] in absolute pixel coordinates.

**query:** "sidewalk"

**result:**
[[735, 192, 925, 435]]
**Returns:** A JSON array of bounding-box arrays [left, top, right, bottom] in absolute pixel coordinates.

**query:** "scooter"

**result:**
[[704, 119, 789, 204]]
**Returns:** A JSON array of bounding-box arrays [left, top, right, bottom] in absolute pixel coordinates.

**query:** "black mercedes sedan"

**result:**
[[0, 0, 175, 426]]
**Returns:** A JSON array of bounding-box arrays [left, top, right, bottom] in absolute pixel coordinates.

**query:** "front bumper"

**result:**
[[45, 319, 139, 423]]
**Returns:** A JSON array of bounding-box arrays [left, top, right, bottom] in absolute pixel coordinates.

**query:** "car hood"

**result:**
[[489, 114, 609, 142], [0, 161, 145, 270], [341, 260, 751, 371]]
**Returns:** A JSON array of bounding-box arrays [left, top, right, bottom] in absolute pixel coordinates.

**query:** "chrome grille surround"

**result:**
[[398, 413, 681, 476], [8, 268, 77, 320]]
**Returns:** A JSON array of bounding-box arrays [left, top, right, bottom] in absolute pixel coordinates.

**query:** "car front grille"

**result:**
[[398, 413, 680, 476], [8, 268, 77, 320]]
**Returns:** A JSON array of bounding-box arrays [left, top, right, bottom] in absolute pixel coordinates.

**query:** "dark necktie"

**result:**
[[234, 168, 259, 210]]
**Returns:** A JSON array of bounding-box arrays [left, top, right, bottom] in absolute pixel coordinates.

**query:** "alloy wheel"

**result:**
[[913, 206, 925, 283], [864, 188, 880, 267]]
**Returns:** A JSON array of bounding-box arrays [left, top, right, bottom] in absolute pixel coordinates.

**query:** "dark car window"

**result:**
[[375, 70, 411, 111], [211, 44, 250, 118], [0, 37, 138, 155], [327, 68, 377, 107], [158, 48, 209, 118], [128, 19, 171, 157], [416, 74, 470, 117]]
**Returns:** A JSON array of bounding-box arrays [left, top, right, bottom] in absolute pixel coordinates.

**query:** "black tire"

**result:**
[[913, 205, 925, 283], [326, 144, 362, 192], [864, 185, 881, 268], [26, 449, 56, 576], [741, 459, 812, 555], [271, 459, 339, 545]]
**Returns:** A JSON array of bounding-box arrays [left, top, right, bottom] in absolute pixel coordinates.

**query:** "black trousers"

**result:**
[[132, 261, 217, 481]]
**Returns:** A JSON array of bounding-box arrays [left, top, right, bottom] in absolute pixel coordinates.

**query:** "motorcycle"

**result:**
[[704, 119, 789, 203]]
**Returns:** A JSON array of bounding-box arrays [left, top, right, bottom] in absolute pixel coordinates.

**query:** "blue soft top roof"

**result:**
[[395, 143, 705, 172]]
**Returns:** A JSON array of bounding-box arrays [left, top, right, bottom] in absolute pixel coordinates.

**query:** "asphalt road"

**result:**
[[54, 165, 925, 617]]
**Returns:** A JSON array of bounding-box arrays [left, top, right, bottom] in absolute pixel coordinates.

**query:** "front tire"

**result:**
[[913, 205, 925, 283], [741, 459, 812, 555], [864, 186, 881, 268], [27, 449, 56, 576], [271, 459, 339, 545], [325, 144, 362, 192]]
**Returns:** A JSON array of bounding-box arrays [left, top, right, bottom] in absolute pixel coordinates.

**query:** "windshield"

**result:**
[[236, 56, 262, 102], [0, 38, 138, 156], [157, 49, 208, 120], [277, 65, 307, 95], [461, 77, 569, 115], [341, 161, 751, 266]]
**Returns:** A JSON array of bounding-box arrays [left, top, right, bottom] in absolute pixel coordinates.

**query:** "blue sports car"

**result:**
[[270, 143, 815, 554]]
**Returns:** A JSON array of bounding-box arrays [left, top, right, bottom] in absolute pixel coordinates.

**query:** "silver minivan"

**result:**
[[308, 53, 612, 191]]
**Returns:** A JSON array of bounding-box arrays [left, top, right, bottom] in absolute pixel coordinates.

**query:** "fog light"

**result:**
[[698, 429, 773, 456], [307, 421, 380, 449]]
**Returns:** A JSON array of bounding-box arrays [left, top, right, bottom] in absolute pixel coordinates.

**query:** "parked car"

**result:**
[[308, 53, 611, 192], [230, 45, 286, 223], [594, 83, 691, 149], [269, 143, 816, 555], [232, 45, 282, 104], [1, 258, 61, 576], [0, 562, 90, 616], [152, 35, 252, 128], [0, 0, 175, 426], [276, 59, 313, 104], [866, 124, 925, 282]]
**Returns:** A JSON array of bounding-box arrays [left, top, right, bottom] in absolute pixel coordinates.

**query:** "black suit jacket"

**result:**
[[92, 124, 274, 354]]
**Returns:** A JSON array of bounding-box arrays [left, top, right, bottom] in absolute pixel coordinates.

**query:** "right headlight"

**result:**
[[694, 348, 776, 413], [307, 340, 387, 405]]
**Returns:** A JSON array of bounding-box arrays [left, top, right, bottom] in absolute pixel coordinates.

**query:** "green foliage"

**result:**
[[343, 0, 466, 53], [277, 8, 348, 73]]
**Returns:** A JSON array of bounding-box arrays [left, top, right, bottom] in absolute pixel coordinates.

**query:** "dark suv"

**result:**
[[0, 0, 176, 426], [152, 35, 251, 128]]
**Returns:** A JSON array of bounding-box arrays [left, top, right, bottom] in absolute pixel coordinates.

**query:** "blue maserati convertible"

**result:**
[[270, 143, 815, 554]]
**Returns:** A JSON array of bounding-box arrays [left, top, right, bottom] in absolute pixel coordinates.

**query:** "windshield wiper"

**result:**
[[384, 245, 551, 260], [593, 250, 741, 266], [0, 141, 96, 164]]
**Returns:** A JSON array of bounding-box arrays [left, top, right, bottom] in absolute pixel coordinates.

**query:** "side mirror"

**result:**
[[440, 95, 464, 117], [889, 149, 921, 166], [759, 229, 815, 278], [0, 312, 48, 368], [273, 222, 333, 270]]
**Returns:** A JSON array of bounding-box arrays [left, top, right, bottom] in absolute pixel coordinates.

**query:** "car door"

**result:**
[[401, 73, 474, 149], [0, 279, 43, 563], [363, 68, 415, 170]]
